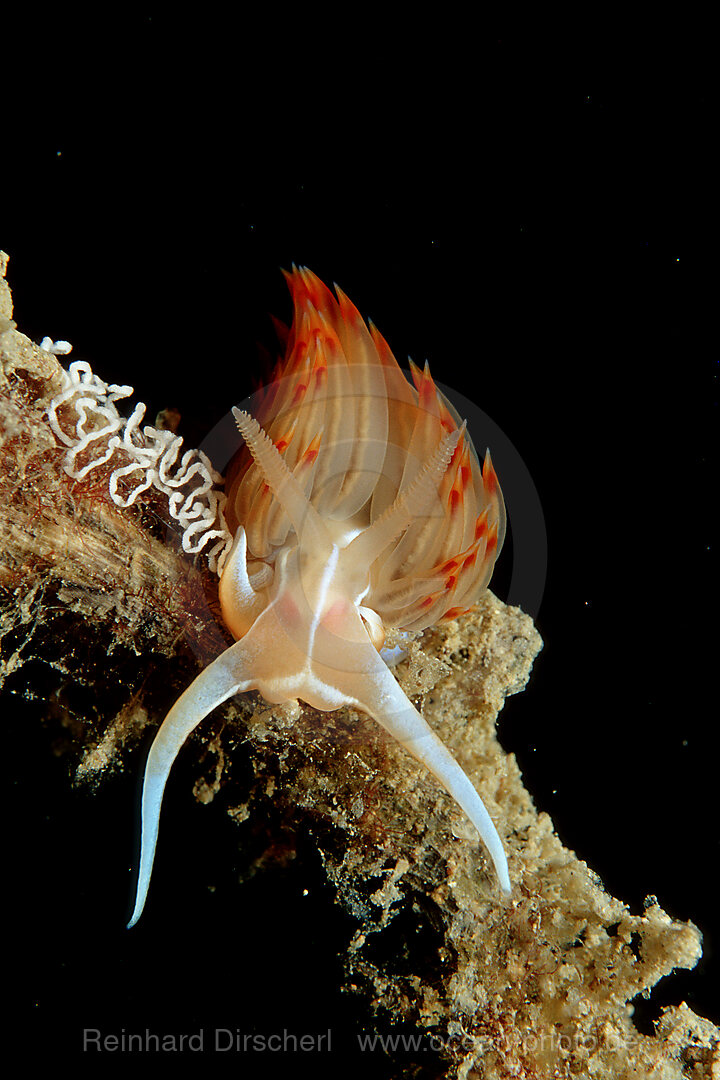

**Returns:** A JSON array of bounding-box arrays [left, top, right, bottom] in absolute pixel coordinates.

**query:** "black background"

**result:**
[[1, 13, 716, 1075]]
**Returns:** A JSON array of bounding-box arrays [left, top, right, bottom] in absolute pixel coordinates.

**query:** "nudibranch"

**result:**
[[127, 267, 509, 927]]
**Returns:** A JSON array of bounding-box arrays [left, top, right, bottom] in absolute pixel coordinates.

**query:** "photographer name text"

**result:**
[[83, 1028, 332, 1053]]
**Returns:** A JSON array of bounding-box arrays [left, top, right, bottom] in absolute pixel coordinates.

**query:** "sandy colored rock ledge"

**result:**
[[1, 253, 717, 1078]]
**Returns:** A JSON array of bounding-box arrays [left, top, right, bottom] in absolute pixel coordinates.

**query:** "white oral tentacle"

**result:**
[[127, 640, 255, 928], [330, 649, 511, 896], [217, 526, 265, 638]]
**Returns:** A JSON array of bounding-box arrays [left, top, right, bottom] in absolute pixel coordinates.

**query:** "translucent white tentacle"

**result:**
[[218, 527, 265, 639], [343, 652, 511, 895], [127, 640, 254, 928]]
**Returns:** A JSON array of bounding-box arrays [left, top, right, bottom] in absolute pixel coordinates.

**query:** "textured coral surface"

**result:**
[[1, 253, 717, 1077]]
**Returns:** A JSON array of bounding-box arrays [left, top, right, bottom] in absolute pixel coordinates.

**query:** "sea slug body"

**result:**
[[127, 267, 509, 927]]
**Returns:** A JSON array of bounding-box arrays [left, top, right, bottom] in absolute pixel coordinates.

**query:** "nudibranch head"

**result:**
[[127, 267, 510, 929]]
